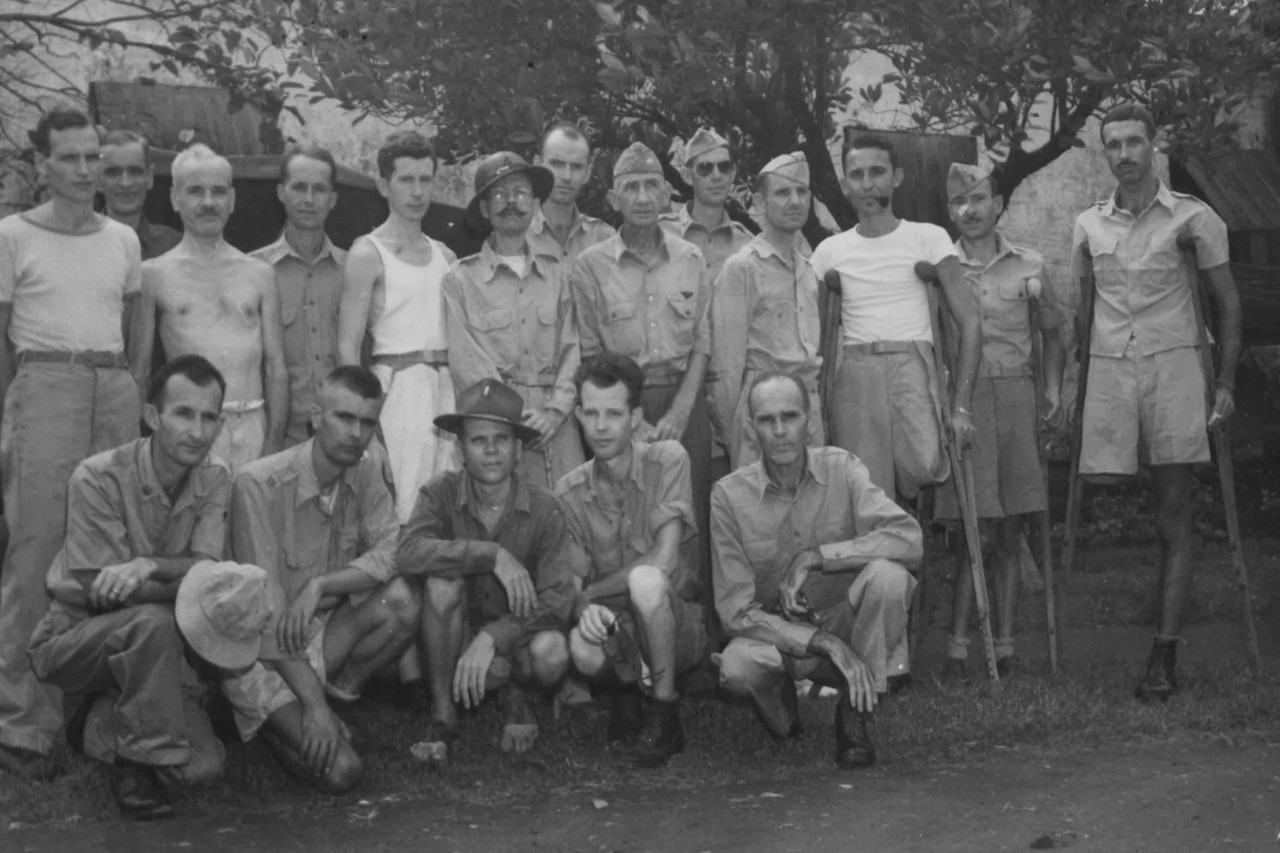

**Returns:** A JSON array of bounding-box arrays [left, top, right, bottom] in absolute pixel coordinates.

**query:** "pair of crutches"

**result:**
[[1060, 239, 1261, 675]]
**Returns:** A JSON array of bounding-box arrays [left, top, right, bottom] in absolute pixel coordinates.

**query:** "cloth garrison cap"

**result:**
[[434, 377, 541, 443], [759, 152, 809, 187], [613, 142, 665, 179], [175, 561, 273, 670], [683, 127, 730, 165], [946, 162, 995, 199], [465, 150, 554, 232]]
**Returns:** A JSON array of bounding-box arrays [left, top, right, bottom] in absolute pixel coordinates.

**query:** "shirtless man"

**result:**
[[134, 144, 288, 470]]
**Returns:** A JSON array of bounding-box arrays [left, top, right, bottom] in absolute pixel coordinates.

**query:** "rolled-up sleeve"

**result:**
[[396, 478, 500, 577], [817, 456, 923, 571], [188, 467, 231, 562], [646, 443, 696, 542]]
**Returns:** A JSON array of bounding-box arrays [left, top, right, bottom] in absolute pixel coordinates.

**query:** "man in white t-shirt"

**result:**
[[811, 135, 981, 500]]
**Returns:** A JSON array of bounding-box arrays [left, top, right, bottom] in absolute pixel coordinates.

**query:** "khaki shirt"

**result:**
[[709, 446, 923, 657], [957, 235, 1066, 378], [251, 233, 348, 444], [45, 438, 231, 612], [396, 471, 578, 654], [659, 204, 755, 283], [554, 440, 699, 604], [570, 232, 711, 380], [230, 440, 398, 660], [1071, 181, 1229, 357], [529, 206, 617, 265], [443, 238, 579, 415], [709, 234, 822, 435]]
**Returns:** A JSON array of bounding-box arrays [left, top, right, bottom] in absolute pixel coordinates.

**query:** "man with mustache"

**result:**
[[251, 146, 347, 447], [0, 106, 143, 780], [709, 152, 825, 470], [134, 143, 288, 470], [1071, 103, 1240, 701], [811, 135, 982, 501], [226, 365, 420, 790], [530, 122, 616, 264], [938, 161, 1066, 678], [445, 152, 584, 489], [98, 129, 182, 260]]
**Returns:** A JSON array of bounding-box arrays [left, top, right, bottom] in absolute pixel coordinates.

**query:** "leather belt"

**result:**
[[17, 350, 128, 369], [372, 350, 448, 371], [842, 341, 917, 355]]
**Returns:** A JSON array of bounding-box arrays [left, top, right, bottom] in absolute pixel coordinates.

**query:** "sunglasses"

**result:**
[[694, 160, 735, 177]]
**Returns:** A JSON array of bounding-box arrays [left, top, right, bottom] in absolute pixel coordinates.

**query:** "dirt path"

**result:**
[[9, 737, 1278, 852]]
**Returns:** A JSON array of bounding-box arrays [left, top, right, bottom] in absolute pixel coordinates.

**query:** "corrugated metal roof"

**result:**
[[89, 81, 267, 156], [1183, 150, 1280, 232]]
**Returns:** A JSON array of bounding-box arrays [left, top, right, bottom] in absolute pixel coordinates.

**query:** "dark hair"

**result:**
[[575, 353, 644, 410], [1099, 102, 1157, 142], [747, 372, 810, 418], [841, 134, 897, 172], [323, 365, 383, 401], [376, 130, 437, 179], [540, 121, 587, 153], [280, 145, 338, 186], [99, 129, 150, 161], [30, 105, 94, 157], [148, 354, 227, 408]]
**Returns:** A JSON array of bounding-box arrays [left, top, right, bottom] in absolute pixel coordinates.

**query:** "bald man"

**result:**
[[134, 144, 288, 470]]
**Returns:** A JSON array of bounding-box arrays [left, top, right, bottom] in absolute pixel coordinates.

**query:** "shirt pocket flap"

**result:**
[[281, 306, 300, 326], [667, 295, 696, 319], [536, 304, 558, 325], [473, 308, 512, 331], [743, 538, 778, 565], [605, 300, 637, 324], [997, 276, 1031, 301], [1083, 231, 1119, 258]]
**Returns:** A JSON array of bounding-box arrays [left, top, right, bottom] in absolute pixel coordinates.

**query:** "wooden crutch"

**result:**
[[1061, 248, 1098, 576], [1028, 287, 1061, 673], [916, 261, 1001, 696], [818, 271, 843, 441], [1176, 235, 1262, 676]]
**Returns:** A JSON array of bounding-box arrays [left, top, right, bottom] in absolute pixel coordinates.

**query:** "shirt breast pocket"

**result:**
[[743, 537, 778, 568], [601, 299, 642, 355], [1083, 232, 1123, 288], [666, 294, 697, 351], [283, 534, 326, 576], [473, 307, 513, 333]]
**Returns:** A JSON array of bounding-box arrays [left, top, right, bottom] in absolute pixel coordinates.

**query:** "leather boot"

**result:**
[[111, 759, 173, 821], [607, 685, 645, 745], [624, 698, 684, 768], [1134, 638, 1179, 702], [834, 697, 876, 769]]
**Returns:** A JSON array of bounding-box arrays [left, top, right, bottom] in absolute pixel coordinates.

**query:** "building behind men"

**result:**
[[98, 129, 182, 259], [0, 105, 143, 780], [531, 121, 616, 263], [250, 146, 348, 446]]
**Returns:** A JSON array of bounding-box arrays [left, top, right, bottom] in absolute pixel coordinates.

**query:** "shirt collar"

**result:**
[[607, 231, 675, 265], [747, 232, 803, 267], [532, 205, 584, 239], [584, 440, 647, 502], [457, 470, 533, 515], [751, 447, 828, 500], [256, 230, 341, 266], [1100, 179, 1176, 218], [954, 232, 1018, 267], [477, 236, 552, 282], [135, 437, 210, 510], [291, 439, 350, 509]]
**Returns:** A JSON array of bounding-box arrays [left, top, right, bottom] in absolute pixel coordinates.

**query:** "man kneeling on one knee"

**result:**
[[710, 373, 922, 768], [396, 378, 577, 764], [555, 354, 709, 768], [225, 366, 420, 793]]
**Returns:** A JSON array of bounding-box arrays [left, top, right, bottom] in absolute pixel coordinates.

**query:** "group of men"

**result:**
[[0, 98, 1238, 819]]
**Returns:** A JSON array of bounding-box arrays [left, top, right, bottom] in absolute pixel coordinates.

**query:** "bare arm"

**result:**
[[130, 267, 158, 395], [337, 238, 381, 366], [582, 516, 683, 601], [1204, 263, 1242, 426], [0, 304, 13, 403], [257, 268, 288, 453]]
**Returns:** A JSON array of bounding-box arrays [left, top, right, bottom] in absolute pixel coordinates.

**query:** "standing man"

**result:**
[[446, 152, 583, 489], [811, 135, 982, 500], [660, 127, 755, 284], [251, 146, 347, 447], [397, 379, 577, 763], [938, 162, 1066, 677], [338, 130, 459, 526], [98, 129, 182, 259], [556, 354, 708, 768], [711, 373, 922, 768], [27, 355, 233, 817], [710, 152, 824, 469], [570, 143, 714, 603], [530, 122, 616, 264], [0, 106, 143, 779], [135, 143, 288, 470], [226, 365, 420, 791], [1072, 103, 1240, 701]]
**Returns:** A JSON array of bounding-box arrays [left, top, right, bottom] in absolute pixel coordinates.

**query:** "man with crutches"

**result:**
[[938, 163, 1066, 678], [1068, 103, 1243, 701]]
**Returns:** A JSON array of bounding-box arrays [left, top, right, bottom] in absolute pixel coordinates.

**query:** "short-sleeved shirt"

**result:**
[[529, 206, 617, 265], [554, 440, 699, 604], [44, 438, 231, 613], [1071, 181, 1229, 357], [230, 439, 399, 660], [709, 446, 923, 657], [957, 234, 1066, 378], [396, 470, 578, 654], [810, 220, 955, 345], [250, 232, 348, 440], [659, 204, 755, 283], [570, 232, 711, 380], [444, 238, 579, 415], [135, 216, 183, 260], [0, 213, 140, 353]]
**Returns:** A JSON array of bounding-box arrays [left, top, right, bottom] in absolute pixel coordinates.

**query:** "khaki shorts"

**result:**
[[221, 612, 329, 741], [1081, 345, 1209, 476], [597, 595, 708, 688]]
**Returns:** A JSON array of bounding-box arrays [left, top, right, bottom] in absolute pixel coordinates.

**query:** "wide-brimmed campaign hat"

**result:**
[[465, 151, 554, 232], [175, 561, 273, 670], [434, 378, 541, 443]]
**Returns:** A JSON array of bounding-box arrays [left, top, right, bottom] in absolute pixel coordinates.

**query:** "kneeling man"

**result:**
[[397, 379, 577, 764], [226, 365, 420, 793], [710, 373, 922, 768], [556, 354, 708, 768], [28, 355, 233, 819]]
